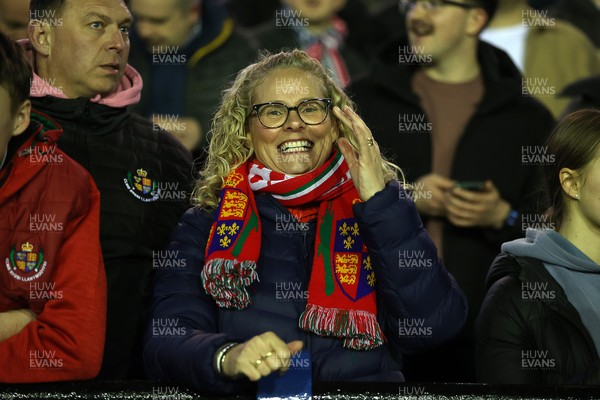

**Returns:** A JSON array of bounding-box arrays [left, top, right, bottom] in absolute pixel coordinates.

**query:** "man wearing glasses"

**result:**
[[350, 0, 554, 382]]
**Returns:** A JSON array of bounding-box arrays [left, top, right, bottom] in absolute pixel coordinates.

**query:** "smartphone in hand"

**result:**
[[454, 181, 485, 191]]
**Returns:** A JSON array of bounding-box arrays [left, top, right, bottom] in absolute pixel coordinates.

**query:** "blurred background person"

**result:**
[[350, 0, 555, 382], [225, 0, 279, 28], [0, 0, 30, 41], [370, 0, 563, 56], [481, 0, 600, 118], [370, 1, 407, 49], [143, 50, 467, 394], [128, 0, 256, 163], [476, 109, 600, 384], [251, 0, 370, 87], [227, 0, 377, 60], [530, 0, 556, 7]]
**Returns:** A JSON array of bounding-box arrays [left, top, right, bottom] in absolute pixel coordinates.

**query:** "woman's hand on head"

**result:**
[[334, 106, 385, 202], [221, 332, 303, 381]]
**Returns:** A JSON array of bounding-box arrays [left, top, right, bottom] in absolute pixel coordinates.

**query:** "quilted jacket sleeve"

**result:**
[[475, 254, 600, 385], [475, 273, 538, 383], [143, 207, 249, 394], [352, 181, 467, 355], [0, 175, 106, 382]]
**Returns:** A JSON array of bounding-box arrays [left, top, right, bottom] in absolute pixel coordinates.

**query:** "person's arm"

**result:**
[[333, 105, 467, 353], [353, 181, 467, 354], [0, 182, 106, 383], [0, 309, 37, 342], [476, 254, 600, 385], [143, 208, 250, 394], [475, 271, 541, 384]]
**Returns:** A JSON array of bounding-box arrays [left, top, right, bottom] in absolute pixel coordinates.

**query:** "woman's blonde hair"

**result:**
[[193, 49, 402, 209]]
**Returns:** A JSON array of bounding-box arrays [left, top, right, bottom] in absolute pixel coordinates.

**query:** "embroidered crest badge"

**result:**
[[5, 242, 48, 281], [333, 219, 376, 302], [124, 168, 161, 202]]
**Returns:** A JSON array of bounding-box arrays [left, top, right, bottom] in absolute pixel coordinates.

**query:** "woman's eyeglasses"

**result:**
[[250, 98, 332, 129]]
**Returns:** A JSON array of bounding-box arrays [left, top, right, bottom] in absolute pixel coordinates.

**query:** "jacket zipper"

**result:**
[[302, 228, 309, 259], [301, 227, 311, 355]]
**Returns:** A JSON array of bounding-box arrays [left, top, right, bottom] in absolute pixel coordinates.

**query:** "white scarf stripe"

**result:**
[[270, 154, 346, 201]]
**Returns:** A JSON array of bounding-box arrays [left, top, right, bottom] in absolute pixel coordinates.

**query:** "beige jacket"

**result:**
[[524, 19, 600, 117]]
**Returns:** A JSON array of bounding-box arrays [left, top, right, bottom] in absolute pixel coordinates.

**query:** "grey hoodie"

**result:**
[[502, 228, 600, 357]]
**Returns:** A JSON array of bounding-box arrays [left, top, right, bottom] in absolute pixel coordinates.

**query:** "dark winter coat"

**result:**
[[30, 95, 193, 379], [143, 181, 467, 394], [476, 254, 600, 384]]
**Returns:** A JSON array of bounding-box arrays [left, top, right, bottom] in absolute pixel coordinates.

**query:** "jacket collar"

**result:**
[[30, 96, 131, 136], [0, 113, 62, 193]]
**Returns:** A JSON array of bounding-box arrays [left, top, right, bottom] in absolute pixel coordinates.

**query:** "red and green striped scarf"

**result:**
[[202, 150, 385, 350]]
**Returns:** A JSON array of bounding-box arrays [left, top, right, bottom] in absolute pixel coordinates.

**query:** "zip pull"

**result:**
[[302, 229, 309, 259], [18, 147, 33, 157]]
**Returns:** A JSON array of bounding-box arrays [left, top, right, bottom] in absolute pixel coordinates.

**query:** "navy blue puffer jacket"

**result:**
[[143, 182, 467, 394]]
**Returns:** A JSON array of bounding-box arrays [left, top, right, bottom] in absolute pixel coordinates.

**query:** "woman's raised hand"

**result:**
[[334, 106, 385, 202]]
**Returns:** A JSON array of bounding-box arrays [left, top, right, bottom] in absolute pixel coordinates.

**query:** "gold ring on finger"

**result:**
[[254, 358, 263, 367], [262, 351, 273, 359]]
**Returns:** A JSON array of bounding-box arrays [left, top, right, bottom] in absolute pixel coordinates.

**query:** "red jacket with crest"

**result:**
[[0, 113, 106, 382]]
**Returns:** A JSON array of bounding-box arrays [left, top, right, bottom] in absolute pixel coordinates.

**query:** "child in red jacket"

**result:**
[[0, 31, 106, 382]]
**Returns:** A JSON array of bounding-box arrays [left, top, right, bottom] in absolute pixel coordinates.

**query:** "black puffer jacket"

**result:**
[[30, 95, 194, 379], [476, 254, 600, 384]]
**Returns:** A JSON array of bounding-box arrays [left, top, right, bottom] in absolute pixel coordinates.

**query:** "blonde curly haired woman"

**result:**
[[143, 50, 467, 394]]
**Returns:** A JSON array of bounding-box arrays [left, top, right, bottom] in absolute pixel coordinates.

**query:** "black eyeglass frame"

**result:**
[[400, 0, 482, 12], [249, 98, 333, 129]]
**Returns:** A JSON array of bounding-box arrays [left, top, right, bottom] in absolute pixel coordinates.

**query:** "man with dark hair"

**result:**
[[350, 0, 555, 382], [0, 30, 106, 383], [27, 0, 193, 379], [127, 0, 256, 160]]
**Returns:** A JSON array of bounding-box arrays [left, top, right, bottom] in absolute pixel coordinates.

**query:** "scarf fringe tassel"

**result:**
[[299, 303, 385, 350], [201, 258, 258, 309]]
